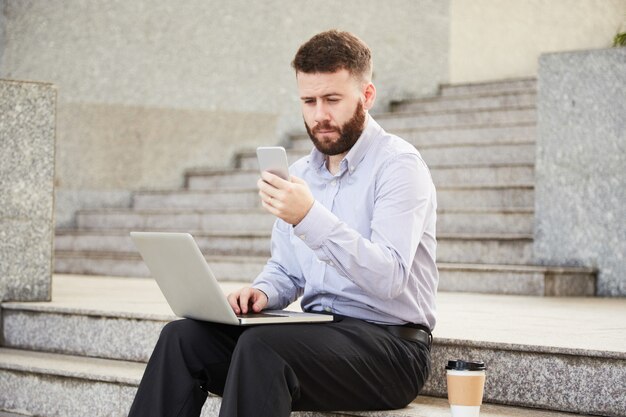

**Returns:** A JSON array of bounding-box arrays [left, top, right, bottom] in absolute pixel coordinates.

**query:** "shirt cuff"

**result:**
[[293, 200, 338, 249]]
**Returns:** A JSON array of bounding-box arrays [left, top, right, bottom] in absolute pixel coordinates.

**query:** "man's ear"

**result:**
[[363, 82, 376, 111]]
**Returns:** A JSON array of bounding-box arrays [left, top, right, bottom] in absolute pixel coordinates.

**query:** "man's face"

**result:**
[[297, 69, 369, 156]]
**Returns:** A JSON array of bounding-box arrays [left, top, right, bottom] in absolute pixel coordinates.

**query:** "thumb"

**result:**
[[252, 290, 268, 312]]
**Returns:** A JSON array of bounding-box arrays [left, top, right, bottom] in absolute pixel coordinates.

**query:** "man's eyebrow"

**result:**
[[300, 93, 344, 100]]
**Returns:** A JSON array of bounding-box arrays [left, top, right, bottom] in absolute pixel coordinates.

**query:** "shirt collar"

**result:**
[[308, 114, 381, 175]]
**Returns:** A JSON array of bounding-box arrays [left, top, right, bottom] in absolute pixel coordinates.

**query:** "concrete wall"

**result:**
[[534, 48, 626, 296], [0, 79, 56, 301], [450, 0, 626, 83], [0, 0, 450, 226]]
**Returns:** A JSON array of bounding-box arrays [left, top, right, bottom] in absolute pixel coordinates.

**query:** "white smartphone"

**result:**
[[256, 146, 290, 181]]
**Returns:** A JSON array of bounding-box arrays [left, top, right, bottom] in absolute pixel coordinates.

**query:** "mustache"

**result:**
[[311, 121, 339, 134]]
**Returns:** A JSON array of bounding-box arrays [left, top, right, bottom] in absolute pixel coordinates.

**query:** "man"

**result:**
[[128, 29, 438, 417]]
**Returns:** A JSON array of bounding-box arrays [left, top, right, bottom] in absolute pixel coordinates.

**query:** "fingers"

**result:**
[[227, 287, 268, 315], [227, 291, 242, 315], [290, 175, 305, 184], [261, 171, 290, 188], [258, 178, 285, 212], [251, 290, 268, 312]]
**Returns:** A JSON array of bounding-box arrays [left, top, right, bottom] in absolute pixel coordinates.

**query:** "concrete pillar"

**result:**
[[534, 48, 626, 296], [0, 79, 56, 301], [0, 0, 5, 68]]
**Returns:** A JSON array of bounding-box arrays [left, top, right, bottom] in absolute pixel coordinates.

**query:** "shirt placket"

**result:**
[[319, 168, 343, 313]]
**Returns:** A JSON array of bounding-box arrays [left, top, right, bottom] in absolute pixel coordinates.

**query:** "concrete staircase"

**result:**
[[1, 275, 624, 416], [4, 79, 621, 417], [54, 78, 596, 297]]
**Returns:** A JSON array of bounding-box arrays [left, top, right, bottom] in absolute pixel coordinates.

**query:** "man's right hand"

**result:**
[[227, 287, 268, 315]]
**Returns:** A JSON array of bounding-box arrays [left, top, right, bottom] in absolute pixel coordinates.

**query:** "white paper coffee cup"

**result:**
[[445, 360, 486, 417]]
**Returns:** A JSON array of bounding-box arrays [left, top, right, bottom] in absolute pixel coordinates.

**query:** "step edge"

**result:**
[[434, 337, 626, 361], [391, 90, 537, 106], [0, 347, 144, 385], [374, 105, 537, 120], [437, 262, 596, 275]]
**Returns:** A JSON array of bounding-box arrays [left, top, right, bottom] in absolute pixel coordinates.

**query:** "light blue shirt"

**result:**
[[253, 115, 438, 329]]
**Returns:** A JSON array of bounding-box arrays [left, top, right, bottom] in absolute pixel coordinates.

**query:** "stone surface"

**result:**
[[0, 348, 606, 417], [0, 0, 5, 69], [423, 341, 625, 417], [0, 79, 56, 301], [2, 275, 624, 415], [535, 48, 626, 296], [0, 347, 596, 417]]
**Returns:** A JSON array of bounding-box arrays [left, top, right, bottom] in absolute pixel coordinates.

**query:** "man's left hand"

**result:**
[[258, 172, 314, 225]]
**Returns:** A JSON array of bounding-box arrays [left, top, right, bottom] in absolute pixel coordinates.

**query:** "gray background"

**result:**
[[0, 0, 450, 226]]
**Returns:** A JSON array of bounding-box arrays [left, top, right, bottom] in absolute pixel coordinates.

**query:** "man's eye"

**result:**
[[327, 98, 339, 103]]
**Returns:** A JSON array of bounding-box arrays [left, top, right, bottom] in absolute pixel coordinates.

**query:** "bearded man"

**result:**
[[129, 29, 438, 417]]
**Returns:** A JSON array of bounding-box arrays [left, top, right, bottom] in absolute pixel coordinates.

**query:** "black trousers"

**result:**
[[128, 316, 431, 417]]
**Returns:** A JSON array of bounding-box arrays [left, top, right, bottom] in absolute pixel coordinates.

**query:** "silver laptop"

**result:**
[[130, 232, 333, 325]]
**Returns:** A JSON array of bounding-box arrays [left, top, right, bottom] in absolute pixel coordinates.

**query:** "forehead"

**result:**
[[296, 69, 359, 97]]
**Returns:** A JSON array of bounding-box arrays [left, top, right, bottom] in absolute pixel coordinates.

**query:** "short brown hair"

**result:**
[[292, 30, 372, 82]]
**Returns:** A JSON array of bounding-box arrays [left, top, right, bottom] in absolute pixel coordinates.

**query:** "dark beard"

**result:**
[[304, 101, 366, 156]]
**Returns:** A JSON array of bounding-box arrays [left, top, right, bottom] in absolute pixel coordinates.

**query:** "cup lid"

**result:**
[[445, 359, 486, 371]]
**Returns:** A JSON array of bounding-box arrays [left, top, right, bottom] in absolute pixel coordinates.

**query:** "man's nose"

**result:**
[[314, 102, 330, 123]]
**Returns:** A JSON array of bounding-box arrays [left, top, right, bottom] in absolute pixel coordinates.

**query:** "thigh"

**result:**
[[158, 319, 246, 395], [237, 317, 431, 411]]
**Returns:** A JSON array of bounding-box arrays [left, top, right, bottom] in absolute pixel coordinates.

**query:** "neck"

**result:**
[[326, 153, 347, 175]]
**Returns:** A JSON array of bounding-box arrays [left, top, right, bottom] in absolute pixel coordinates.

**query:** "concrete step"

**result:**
[[73, 206, 533, 235], [290, 124, 536, 151], [430, 164, 534, 187], [437, 185, 534, 209], [184, 168, 260, 190], [75, 208, 276, 232], [185, 169, 260, 191], [128, 185, 534, 212], [439, 78, 537, 97], [422, 143, 535, 167], [2, 275, 621, 416], [0, 349, 597, 417], [437, 233, 533, 265], [437, 263, 595, 296], [238, 142, 535, 170], [54, 252, 267, 281], [55, 229, 272, 257], [55, 229, 535, 265], [0, 347, 147, 417], [375, 108, 536, 132], [52, 250, 595, 296], [185, 164, 535, 191], [132, 188, 261, 210], [390, 91, 536, 114], [439, 209, 534, 234]]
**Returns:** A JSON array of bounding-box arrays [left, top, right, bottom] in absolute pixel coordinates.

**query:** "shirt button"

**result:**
[[331, 180, 337, 186], [324, 307, 332, 313], [328, 261, 334, 266], [299, 234, 306, 240], [350, 166, 355, 172]]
